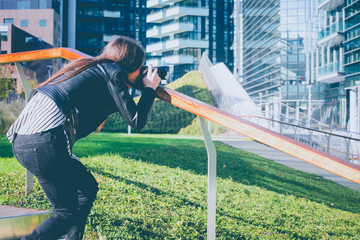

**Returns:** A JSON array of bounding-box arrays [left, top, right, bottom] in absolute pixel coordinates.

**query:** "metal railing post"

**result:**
[[198, 117, 217, 240], [15, 63, 34, 195]]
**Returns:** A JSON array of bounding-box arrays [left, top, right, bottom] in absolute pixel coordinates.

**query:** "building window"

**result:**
[[40, 0, 47, 9], [4, 18, 14, 24], [17, 0, 30, 9], [39, 19, 47, 27], [1, 32, 8, 41], [21, 19, 28, 27], [25, 37, 33, 43]]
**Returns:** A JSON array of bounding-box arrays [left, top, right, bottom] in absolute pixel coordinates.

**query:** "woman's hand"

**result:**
[[142, 65, 161, 90]]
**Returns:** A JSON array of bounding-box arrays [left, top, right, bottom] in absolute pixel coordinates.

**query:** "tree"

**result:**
[[0, 65, 11, 100]]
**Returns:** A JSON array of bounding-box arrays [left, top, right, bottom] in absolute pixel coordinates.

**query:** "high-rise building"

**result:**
[[317, 0, 360, 130], [234, 0, 324, 124], [0, 0, 148, 56], [146, 0, 233, 80], [316, 0, 346, 127], [343, 0, 360, 132], [65, 0, 147, 56]]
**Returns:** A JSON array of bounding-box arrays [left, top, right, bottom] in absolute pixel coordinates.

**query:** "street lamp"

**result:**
[[46, 65, 52, 79]]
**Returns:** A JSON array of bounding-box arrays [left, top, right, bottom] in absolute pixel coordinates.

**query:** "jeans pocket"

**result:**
[[14, 147, 40, 176], [36, 140, 58, 175]]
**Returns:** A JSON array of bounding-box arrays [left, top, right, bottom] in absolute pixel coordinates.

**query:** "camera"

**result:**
[[132, 65, 170, 90], [140, 65, 170, 81]]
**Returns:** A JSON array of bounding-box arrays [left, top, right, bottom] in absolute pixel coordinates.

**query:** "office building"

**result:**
[[0, 4, 61, 83], [344, 0, 360, 132], [316, 0, 346, 128], [146, 0, 233, 80], [68, 0, 147, 56], [234, 0, 324, 124], [317, 0, 360, 130]]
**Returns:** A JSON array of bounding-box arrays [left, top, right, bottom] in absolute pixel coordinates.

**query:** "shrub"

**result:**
[[0, 100, 25, 134], [103, 71, 226, 135]]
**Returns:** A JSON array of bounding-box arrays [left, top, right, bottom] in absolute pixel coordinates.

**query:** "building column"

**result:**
[[357, 81, 360, 133], [316, 47, 319, 78], [327, 46, 331, 65], [68, 0, 76, 48], [349, 89, 358, 132], [339, 46, 344, 71], [295, 101, 300, 123]]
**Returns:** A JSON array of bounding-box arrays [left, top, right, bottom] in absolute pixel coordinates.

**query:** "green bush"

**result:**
[[103, 71, 226, 135], [0, 101, 25, 134]]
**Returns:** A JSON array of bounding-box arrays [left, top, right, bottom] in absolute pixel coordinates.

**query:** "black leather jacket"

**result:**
[[32, 62, 156, 148]]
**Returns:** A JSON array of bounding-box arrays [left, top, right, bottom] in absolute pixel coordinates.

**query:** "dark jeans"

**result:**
[[12, 126, 99, 240]]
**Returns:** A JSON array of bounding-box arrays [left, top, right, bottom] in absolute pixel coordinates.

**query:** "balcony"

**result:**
[[104, 10, 120, 18], [103, 35, 119, 42], [162, 55, 194, 65], [147, 6, 208, 23], [147, 0, 184, 8], [166, 6, 208, 18], [146, 22, 194, 38], [317, 0, 344, 11], [146, 39, 208, 53], [318, 21, 344, 47], [146, 58, 162, 66], [318, 61, 345, 83], [146, 55, 194, 66], [147, 11, 168, 23]]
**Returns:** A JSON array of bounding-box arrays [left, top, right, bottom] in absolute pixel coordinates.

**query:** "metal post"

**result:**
[[326, 134, 331, 153], [198, 117, 217, 240], [259, 92, 263, 114], [307, 85, 312, 128], [15, 63, 34, 195], [345, 138, 350, 162]]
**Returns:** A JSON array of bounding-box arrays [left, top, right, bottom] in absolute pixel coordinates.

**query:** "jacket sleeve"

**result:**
[[107, 70, 156, 130]]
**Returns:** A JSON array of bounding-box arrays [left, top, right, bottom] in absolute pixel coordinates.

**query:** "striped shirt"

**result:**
[[7, 92, 72, 155]]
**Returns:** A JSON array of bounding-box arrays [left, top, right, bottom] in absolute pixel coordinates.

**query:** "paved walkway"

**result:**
[[219, 139, 360, 192]]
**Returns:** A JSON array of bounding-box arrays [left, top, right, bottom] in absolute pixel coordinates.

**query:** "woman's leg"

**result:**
[[12, 128, 98, 240], [65, 156, 98, 240]]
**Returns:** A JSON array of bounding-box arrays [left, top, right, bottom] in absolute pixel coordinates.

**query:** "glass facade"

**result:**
[[239, 0, 322, 108], [344, 0, 360, 83], [146, 0, 233, 80], [75, 0, 146, 56], [0, 0, 61, 14]]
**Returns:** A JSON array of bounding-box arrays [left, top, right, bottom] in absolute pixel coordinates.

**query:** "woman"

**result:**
[[7, 36, 161, 240]]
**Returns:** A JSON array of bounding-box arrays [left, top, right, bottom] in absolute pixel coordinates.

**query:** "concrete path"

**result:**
[[219, 139, 360, 192]]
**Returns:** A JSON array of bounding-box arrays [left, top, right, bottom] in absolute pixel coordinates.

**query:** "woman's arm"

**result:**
[[107, 71, 157, 130]]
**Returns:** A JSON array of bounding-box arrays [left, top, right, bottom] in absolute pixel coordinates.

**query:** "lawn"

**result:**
[[1, 133, 360, 239]]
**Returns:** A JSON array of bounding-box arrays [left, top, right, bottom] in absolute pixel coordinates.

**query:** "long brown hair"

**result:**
[[37, 36, 146, 88], [36, 36, 146, 132]]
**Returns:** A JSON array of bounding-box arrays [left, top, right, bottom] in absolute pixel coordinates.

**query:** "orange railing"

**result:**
[[1, 48, 360, 184]]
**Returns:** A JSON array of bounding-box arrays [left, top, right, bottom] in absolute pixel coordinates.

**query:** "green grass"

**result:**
[[1, 133, 360, 239]]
